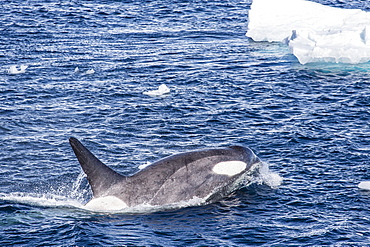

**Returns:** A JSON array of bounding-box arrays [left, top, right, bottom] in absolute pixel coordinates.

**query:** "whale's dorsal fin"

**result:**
[[69, 137, 125, 198]]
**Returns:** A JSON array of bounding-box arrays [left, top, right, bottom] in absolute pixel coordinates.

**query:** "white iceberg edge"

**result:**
[[246, 0, 370, 64]]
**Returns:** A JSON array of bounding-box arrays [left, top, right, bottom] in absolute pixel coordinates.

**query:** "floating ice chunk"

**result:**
[[8, 65, 28, 75], [85, 68, 95, 75], [74, 67, 95, 75], [246, 0, 370, 64], [358, 181, 370, 190], [143, 84, 171, 96]]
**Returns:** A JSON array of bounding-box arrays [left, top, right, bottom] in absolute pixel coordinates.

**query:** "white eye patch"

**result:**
[[212, 161, 247, 176]]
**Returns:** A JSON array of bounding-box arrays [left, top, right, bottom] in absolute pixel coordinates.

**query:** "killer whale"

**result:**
[[69, 137, 261, 210]]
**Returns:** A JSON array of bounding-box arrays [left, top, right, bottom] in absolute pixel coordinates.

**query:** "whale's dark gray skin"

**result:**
[[69, 137, 261, 210]]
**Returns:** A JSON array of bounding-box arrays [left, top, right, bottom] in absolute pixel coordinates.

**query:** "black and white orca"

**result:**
[[69, 137, 261, 210]]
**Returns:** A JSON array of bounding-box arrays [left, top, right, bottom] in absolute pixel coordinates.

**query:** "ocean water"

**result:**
[[0, 0, 369, 246]]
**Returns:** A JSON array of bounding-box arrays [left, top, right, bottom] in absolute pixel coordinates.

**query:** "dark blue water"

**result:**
[[1, 0, 370, 245]]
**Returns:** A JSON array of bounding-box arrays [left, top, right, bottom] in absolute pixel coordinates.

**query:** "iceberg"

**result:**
[[246, 0, 370, 64]]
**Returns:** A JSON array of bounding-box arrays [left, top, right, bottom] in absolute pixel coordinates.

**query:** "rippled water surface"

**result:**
[[1, 0, 370, 246]]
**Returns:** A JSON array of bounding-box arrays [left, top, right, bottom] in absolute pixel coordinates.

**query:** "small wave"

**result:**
[[0, 191, 206, 214]]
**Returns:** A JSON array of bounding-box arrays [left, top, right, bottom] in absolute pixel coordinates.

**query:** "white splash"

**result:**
[[255, 162, 283, 189], [143, 84, 171, 96], [70, 171, 87, 200], [246, 0, 370, 64], [8, 65, 28, 75], [0, 192, 83, 208], [0, 172, 88, 210]]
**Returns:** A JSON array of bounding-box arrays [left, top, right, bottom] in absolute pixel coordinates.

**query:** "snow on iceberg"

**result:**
[[246, 0, 370, 64]]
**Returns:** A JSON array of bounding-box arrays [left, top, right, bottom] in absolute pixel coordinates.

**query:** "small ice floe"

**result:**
[[74, 67, 95, 75], [85, 68, 95, 75], [143, 84, 171, 97], [358, 181, 370, 190], [8, 65, 28, 75]]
